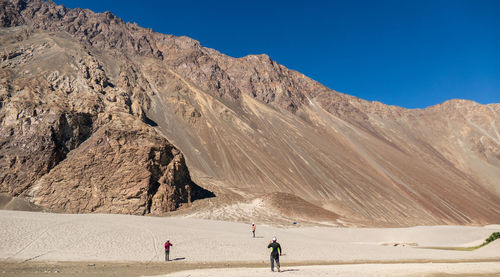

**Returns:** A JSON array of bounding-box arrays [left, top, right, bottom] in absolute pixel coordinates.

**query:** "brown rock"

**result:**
[[0, 1, 214, 215], [30, 116, 207, 215]]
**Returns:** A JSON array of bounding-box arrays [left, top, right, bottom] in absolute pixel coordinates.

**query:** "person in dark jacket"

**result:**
[[164, 240, 173, 261], [267, 237, 282, 272]]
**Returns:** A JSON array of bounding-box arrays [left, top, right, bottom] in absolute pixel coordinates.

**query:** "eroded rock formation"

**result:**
[[0, 0, 213, 215]]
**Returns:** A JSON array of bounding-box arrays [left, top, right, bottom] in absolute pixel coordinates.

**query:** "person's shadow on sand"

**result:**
[[281, 269, 299, 272], [172, 257, 185, 261]]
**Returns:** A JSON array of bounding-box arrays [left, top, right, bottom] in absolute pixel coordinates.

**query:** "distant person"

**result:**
[[267, 237, 282, 272], [251, 223, 256, 238], [164, 240, 173, 261]]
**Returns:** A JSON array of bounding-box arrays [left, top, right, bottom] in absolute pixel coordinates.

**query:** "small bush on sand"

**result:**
[[484, 232, 500, 244]]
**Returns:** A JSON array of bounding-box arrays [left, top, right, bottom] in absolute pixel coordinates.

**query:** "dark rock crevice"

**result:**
[[145, 146, 214, 215]]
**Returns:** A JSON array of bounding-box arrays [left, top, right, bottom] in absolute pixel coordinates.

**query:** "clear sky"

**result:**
[[58, 0, 499, 109]]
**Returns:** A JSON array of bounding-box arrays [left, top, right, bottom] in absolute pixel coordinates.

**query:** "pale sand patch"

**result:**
[[159, 262, 500, 277], [0, 210, 499, 276]]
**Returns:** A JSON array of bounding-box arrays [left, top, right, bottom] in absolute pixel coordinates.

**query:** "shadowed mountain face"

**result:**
[[0, 0, 499, 226]]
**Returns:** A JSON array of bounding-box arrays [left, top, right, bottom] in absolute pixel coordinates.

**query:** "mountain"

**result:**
[[1, 0, 499, 226]]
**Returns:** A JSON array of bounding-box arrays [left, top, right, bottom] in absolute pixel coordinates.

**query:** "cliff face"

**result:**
[[0, 0, 499, 226], [31, 118, 199, 214], [0, 0, 213, 215]]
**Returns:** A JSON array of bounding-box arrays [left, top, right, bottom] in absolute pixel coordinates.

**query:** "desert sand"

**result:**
[[162, 262, 500, 277], [1, 210, 499, 276]]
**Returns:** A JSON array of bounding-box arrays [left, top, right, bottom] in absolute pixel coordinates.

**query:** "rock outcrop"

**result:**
[[0, 0, 213, 215], [30, 116, 204, 215], [0, 0, 498, 225]]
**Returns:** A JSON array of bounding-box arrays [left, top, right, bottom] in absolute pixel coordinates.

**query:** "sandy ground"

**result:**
[[1, 210, 499, 276], [162, 262, 500, 277]]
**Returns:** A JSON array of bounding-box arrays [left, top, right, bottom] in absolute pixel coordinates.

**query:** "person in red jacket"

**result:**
[[164, 240, 173, 261]]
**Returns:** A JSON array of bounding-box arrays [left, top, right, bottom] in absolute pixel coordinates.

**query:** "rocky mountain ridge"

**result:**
[[0, 0, 499, 226], [0, 0, 214, 215]]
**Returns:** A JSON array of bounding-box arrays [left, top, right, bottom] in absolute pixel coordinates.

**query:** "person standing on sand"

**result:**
[[164, 240, 173, 261], [251, 223, 256, 238], [267, 237, 282, 272]]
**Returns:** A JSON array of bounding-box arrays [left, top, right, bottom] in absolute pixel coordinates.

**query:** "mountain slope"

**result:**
[[0, 0, 499, 226]]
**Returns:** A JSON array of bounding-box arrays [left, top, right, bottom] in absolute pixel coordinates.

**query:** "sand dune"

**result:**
[[0, 194, 41, 212], [1, 211, 500, 276]]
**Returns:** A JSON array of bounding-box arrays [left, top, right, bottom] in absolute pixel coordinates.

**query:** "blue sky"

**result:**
[[59, 0, 499, 108]]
